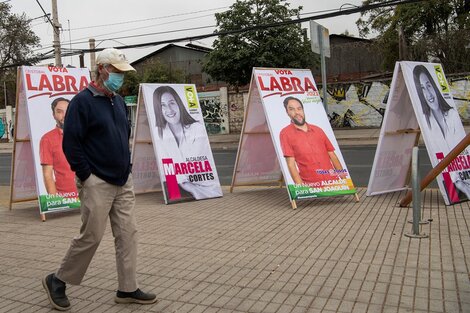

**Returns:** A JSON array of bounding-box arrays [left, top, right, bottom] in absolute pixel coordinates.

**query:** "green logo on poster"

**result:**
[[434, 65, 449, 93], [184, 86, 198, 109]]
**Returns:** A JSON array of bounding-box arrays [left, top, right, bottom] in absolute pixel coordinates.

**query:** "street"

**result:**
[[0, 146, 437, 188]]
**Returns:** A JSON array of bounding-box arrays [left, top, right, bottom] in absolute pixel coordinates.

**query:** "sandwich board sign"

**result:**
[[231, 68, 357, 209], [10, 66, 90, 220], [367, 61, 469, 205], [132, 83, 223, 204]]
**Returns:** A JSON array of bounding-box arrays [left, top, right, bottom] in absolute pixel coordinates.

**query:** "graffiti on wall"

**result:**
[[324, 78, 470, 128], [199, 92, 229, 135], [450, 76, 470, 120], [325, 82, 389, 128]]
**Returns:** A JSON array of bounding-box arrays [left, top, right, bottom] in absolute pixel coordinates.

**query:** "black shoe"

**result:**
[[42, 273, 71, 311], [115, 288, 158, 304]]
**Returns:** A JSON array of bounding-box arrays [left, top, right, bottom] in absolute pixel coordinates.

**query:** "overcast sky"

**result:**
[[8, 0, 366, 67]]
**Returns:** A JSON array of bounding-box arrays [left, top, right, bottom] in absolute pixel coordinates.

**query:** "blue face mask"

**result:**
[[103, 68, 124, 92]]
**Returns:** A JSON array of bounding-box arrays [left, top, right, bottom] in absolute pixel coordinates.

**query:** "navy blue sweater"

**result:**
[[63, 84, 131, 186]]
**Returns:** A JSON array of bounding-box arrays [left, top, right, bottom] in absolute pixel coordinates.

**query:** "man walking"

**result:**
[[42, 48, 157, 310]]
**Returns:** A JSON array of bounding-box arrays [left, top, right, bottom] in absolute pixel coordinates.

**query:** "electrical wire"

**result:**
[[67, 6, 228, 31], [31, 6, 336, 53], [34, 0, 56, 33], [3, 0, 426, 68]]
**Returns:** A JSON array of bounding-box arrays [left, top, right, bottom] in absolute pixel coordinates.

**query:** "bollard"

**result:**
[[405, 146, 428, 239]]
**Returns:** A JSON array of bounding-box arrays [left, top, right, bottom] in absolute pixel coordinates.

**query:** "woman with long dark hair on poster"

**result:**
[[153, 85, 222, 200], [413, 65, 460, 151], [413, 64, 470, 199]]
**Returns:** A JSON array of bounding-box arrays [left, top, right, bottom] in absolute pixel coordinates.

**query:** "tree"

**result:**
[[120, 60, 186, 97], [0, 2, 40, 108], [356, 0, 470, 72], [203, 0, 317, 87]]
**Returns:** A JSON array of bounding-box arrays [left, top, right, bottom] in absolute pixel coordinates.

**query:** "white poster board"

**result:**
[[233, 68, 356, 207], [131, 90, 161, 194], [10, 70, 37, 203], [134, 84, 223, 204], [368, 61, 469, 205], [11, 66, 90, 214], [231, 78, 282, 187]]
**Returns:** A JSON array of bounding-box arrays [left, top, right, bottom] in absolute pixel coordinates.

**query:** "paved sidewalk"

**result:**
[[1, 186, 469, 313], [1, 127, 470, 312]]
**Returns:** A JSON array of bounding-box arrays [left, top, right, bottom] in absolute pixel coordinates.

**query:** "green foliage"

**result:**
[[0, 3, 40, 108], [0, 3, 40, 69], [120, 61, 186, 97], [357, 0, 470, 72], [203, 0, 318, 86], [120, 71, 140, 97]]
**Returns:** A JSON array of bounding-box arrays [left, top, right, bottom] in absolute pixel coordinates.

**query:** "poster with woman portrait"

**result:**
[[401, 62, 470, 205], [140, 84, 223, 204]]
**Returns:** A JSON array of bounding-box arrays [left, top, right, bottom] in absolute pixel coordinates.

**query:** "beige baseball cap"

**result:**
[[95, 48, 135, 72]]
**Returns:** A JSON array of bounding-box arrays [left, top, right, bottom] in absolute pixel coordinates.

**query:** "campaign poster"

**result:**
[[21, 66, 90, 213], [140, 84, 223, 204], [131, 91, 161, 194], [366, 62, 419, 196], [11, 71, 37, 202], [401, 62, 469, 205], [232, 78, 282, 186], [254, 68, 356, 200]]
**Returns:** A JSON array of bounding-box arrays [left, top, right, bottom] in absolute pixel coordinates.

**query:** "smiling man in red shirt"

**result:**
[[39, 97, 77, 197], [279, 96, 344, 185]]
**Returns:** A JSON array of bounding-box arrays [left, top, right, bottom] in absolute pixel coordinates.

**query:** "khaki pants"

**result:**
[[56, 173, 138, 292]]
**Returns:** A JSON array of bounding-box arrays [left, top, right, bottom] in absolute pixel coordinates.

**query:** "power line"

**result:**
[[65, 24, 215, 47], [2, 0, 426, 69], [66, 6, 229, 31], [34, 8, 336, 53], [70, 13, 217, 43], [34, 0, 56, 34], [31, 10, 224, 52], [97, 0, 425, 52]]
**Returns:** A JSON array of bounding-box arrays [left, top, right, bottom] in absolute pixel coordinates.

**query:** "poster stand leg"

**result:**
[[354, 193, 360, 202], [291, 200, 297, 210], [41, 213, 46, 222]]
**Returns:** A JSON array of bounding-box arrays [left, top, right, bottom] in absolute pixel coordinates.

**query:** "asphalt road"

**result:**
[[0, 146, 437, 188]]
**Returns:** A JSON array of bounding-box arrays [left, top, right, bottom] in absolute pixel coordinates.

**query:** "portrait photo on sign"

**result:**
[[253, 68, 356, 201], [403, 62, 470, 204], [21, 66, 89, 213], [140, 84, 222, 204]]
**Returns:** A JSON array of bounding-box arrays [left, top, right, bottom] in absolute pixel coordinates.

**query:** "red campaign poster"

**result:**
[[253, 68, 356, 201], [17, 66, 90, 213]]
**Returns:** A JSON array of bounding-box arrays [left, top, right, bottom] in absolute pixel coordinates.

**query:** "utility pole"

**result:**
[[398, 25, 408, 60], [89, 39, 96, 81], [309, 20, 331, 114], [51, 0, 62, 66]]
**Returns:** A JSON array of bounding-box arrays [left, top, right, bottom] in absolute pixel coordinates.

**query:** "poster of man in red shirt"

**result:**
[[254, 68, 355, 200], [39, 98, 77, 197], [280, 96, 346, 185], [20, 66, 89, 213]]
